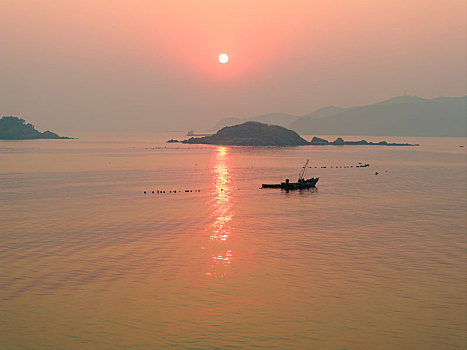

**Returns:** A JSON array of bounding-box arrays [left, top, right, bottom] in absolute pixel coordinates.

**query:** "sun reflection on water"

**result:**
[[206, 146, 234, 277]]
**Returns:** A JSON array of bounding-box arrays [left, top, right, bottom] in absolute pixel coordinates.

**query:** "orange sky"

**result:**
[[1, 0, 465, 132]]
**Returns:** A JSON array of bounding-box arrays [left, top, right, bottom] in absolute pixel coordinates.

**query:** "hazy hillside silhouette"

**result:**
[[211, 95, 466, 137], [291, 96, 466, 137]]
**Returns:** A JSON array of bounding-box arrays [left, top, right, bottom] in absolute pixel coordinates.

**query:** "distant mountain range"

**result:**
[[211, 95, 466, 137]]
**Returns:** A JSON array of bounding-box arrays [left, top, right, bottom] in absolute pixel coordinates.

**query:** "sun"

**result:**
[[218, 53, 229, 64]]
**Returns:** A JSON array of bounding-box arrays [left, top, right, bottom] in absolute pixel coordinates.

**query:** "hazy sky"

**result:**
[[1, 0, 465, 132]]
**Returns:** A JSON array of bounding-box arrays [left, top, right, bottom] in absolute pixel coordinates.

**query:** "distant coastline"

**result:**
[[168, 122, 419, 147], [0, 116, 73, 140]]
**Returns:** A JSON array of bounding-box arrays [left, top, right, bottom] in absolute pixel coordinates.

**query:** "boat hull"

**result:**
[[261, 184, 282, 188], [262, 178, 319, 190]]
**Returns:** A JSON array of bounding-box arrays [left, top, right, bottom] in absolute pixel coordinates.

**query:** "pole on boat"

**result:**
[[299, 159, 309, 180]]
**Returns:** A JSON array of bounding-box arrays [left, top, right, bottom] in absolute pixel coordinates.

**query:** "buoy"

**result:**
[[144, 191, 146, 194], [152, 191, 154, 194], [157, 190, 159, 194]]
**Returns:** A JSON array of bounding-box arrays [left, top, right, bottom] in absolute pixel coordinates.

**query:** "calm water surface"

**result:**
[[1, 134, 465, 349]]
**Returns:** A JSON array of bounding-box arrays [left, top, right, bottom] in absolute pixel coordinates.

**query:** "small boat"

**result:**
[[262, 160, 319, 190]]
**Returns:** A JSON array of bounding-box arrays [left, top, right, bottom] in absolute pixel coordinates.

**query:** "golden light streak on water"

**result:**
[[206, 146, 234, 276]]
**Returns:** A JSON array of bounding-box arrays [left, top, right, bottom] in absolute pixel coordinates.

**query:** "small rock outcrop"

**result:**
[[310, 136, 329, 145], [312, 136, 417, 146], [332, 137, 345, 145]]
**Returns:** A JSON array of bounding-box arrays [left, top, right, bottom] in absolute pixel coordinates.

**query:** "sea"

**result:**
[[1, 133, 465, 349]]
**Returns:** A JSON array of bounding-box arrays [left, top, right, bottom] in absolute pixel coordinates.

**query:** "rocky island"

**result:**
[[182, 121, 309, 146], [0, 116, 72, 140], [310, 136, 418, 146], [178, 121, 418, 146]]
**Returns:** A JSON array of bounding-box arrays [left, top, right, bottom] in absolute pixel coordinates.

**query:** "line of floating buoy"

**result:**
[[143, 189, 201, 194], [311, 163, 370, 169]]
